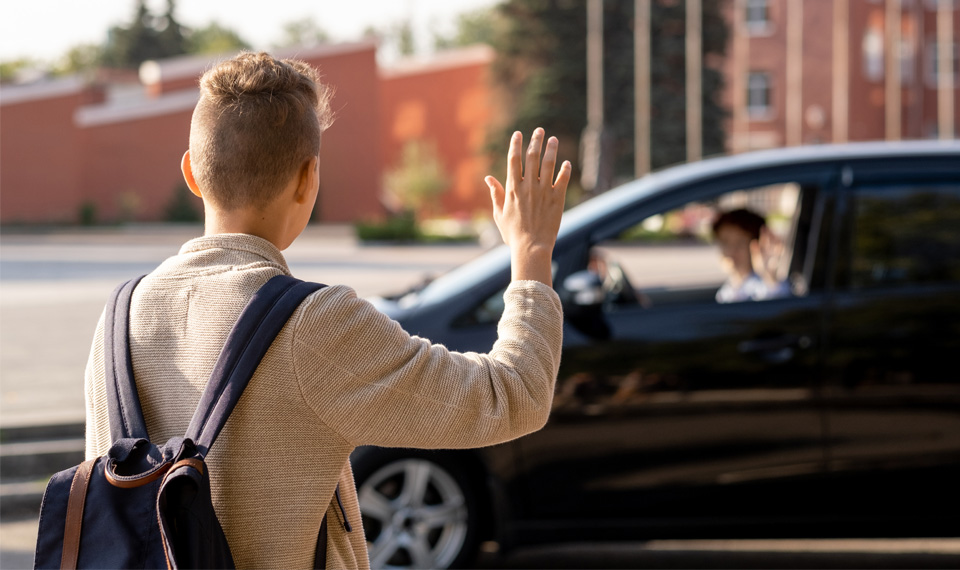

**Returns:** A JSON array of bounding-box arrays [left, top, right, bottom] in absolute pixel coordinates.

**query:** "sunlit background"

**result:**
[[1, 0, 956, 235]]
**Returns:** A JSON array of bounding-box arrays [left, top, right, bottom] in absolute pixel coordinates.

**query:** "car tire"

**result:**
[[351, 448, 482, 569]]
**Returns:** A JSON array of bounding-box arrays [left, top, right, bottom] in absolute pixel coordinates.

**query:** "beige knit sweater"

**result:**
[[83, 233, 563, 569]]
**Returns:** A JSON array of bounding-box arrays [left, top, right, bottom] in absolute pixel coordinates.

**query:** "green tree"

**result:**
[[52, 43, 104, 76], [395, 20, 416, 56], [0, 57, 41, 83], [488, 0, 729, 201], [384, 140, 449, 218], [102, 0, 189, 68], [187, 22, 251, 54], [274, 17, 331, 48], [434, 7, 503, 50]]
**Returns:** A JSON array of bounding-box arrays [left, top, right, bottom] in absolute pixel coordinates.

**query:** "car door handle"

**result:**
[[738, 335, 812, 364]]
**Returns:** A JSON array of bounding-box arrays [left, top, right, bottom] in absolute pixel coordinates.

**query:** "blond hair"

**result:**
[[189, 52, 334, 210]]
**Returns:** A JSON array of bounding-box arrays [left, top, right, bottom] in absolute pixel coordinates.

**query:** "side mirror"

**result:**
[[562, 270, 605, 307], [561, 270, 611, 340]]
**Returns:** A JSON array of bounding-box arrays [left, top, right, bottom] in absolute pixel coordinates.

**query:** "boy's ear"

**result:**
[[181, 151, 202, 198], [293, 156, 320, 205]]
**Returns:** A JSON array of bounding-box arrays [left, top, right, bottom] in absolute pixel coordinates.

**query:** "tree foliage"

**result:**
[[101, 0, 188, 68], [434, 8, 504, 50], [188, 22, 251, 55], [384, 140, 449, 218], [50, 44, 105, 76], [487, 0, 729, 200], [273, 17, 331, 49]]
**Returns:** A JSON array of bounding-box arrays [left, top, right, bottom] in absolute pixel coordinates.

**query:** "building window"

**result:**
[[747, 71, 772, 118], [926, 41, 960, 88], [924, 0, 960, 10], [745, 0, 772, 35], [862, 13, 885, 82]]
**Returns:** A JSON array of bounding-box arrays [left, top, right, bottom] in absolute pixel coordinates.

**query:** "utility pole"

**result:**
[[733, 0, 750, 153], [786, 0, 803, 146], [886, 0, 901, 140], [938, 0, 955, 139], [635, 0, 651, 176], [582, 0, 605, 193], [686, 0, 702, 162], [833, 0, 849, 143]]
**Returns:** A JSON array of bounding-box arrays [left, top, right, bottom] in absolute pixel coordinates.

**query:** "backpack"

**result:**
[[34, 274, 347, 569]]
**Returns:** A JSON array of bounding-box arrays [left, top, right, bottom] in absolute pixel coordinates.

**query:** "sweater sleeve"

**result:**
[[291, 280, 563, 449], [84, 310, 110, 460]]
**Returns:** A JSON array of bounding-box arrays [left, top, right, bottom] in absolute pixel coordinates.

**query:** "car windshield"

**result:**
[[411, 176, 668, 307], [412, 244, 512, 307]]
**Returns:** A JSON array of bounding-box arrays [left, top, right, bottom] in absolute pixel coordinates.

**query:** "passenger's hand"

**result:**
[[485, 128, 571, 286], [750, 226, 784, 285]]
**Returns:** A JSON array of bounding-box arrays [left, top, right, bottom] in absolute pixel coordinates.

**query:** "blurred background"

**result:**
[[1, 0, 956, 235]]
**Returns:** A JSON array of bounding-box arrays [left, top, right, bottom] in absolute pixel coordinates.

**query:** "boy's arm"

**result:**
[[291, 281, 562, 449], [293, 128, 569, 448]]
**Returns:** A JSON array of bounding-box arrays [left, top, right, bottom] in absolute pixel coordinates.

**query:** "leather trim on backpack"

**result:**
[[168, 458, 204, 476], [61, 459, 96, 570], [104, 458, 172, 489]]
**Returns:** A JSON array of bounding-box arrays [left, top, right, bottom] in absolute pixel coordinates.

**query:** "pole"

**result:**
[[686, 0, 702, 162], [635, 0, 651, 176], [582, 0, 605, 193], [938, 0, 955, 139], [733, 0, 750, 152], [886, 0, 901, 140], [786, 0, 803, 146], [833, 0, 849, 143]]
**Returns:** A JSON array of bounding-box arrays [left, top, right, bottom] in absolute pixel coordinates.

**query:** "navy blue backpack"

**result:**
[[34, 274, 346, 569]]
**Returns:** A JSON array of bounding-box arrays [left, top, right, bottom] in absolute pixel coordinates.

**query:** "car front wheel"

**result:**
[[352, 450, 480, 569]]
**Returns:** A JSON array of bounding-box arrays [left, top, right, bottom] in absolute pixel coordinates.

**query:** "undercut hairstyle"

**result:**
[[189, 52, 334, 210], [712, 208, 766, 241]]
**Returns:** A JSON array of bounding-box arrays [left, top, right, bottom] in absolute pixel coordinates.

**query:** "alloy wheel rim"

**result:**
[[359, 458, 469, 569]]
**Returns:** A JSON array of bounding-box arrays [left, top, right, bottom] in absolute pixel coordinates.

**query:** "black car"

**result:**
[[352, 141, 960, 569]]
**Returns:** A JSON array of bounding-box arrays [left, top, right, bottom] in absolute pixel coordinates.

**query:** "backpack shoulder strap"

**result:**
[[186, 274, 325, 457], [103, 275, 150, 442]]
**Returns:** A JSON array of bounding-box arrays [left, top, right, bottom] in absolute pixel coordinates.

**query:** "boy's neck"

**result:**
[[203, 207, 292, 251]]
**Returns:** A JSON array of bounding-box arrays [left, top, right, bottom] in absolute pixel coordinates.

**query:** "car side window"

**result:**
[[850, 182, 960, 289], [588, 182, 811, 310]]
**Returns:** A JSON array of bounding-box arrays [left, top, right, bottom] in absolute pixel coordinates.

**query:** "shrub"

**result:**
[[165, 184, 202, 222]]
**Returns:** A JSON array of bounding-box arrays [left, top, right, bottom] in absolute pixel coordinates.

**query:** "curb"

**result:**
[[0, 423, 85, 520]]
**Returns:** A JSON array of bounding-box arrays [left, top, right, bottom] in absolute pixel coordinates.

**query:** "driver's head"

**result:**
[[712, 208, 766, 277]]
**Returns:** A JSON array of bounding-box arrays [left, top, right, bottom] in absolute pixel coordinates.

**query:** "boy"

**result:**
[[83, 52, 570, 568], [712, 208, 790, 303]]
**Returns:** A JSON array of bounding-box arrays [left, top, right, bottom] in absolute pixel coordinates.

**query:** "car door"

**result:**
[[819, 160, 960, 536], [515, 166, 836, 541]]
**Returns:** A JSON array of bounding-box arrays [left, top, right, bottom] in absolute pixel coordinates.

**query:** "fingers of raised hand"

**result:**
[[554, 159, 572, 191], [507, 131, 523, 189], [486, 175, 505, 214], [525, 127, 545, 183], [540, 136, 559, 188]]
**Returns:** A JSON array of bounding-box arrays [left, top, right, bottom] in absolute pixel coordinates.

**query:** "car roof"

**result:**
[[559, 140, 960, 238]]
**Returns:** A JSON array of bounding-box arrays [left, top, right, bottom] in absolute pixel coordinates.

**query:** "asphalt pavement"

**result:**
[[2, 224, 958, 569]]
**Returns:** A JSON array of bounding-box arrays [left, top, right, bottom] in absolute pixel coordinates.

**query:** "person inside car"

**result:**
[[712, 207, 791, 303]]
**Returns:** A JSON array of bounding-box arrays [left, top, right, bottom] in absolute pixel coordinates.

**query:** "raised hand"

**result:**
[[750, 225, 785, 285], [485, 128, 571, 286]]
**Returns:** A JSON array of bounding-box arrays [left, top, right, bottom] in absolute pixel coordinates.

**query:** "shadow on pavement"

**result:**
[[474, 542, 960, 569]]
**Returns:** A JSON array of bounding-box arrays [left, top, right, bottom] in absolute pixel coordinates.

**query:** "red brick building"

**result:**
[[1, 41, 499, 225], [724, 0, 959, 152], [2, 42, 387, 224]]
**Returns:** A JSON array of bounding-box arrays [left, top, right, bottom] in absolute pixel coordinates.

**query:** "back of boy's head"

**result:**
[[712, 208, 766, 241], [189, 52, 334, 210]]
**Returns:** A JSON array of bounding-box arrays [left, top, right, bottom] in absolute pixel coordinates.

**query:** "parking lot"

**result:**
[[2, 224, 958, 569]]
